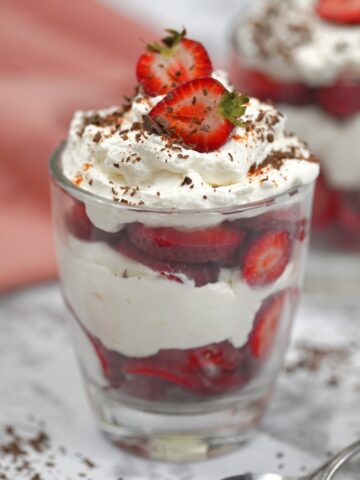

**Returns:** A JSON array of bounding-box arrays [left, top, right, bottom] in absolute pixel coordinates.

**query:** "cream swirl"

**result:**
[[233, 0, 360, 87], [62, 70, 318, 232]]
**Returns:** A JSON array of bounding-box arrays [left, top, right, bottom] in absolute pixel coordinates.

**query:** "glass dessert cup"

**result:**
[[50, 145, 315, 461], [231, 45, 360, 293]]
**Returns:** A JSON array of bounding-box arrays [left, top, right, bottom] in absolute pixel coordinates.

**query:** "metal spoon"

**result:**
[[221, 439, 360, 480]]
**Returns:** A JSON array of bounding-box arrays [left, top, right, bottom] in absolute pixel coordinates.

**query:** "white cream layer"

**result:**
[[61, 70, 318, 231], [282, 105, 360, 189], [234, 0, 360, 87], [58, 236, 298, 358]]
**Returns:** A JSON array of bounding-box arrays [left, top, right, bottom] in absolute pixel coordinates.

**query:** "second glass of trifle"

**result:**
[[50, 29, 319, 461], [232, 0, 360, 292]]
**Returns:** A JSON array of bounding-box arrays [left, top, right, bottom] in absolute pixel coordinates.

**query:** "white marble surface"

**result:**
[[0, 283, 359, 479]]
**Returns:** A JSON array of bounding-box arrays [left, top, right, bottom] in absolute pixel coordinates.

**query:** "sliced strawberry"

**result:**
[[115, 235, 219, 287], [136, 28, 212, 96], [147, 77, 249, 152], [294, 218, 308, 242], [125, 365, 194, 388], [234, 62, 313, 105], [312, 174, 339, 229], [125, 342, 249, 394], [242, 230, 292, 287], [188, 342, 241, 374], [316, 0, 360, 24], [236, 205, 307, 241], [127, 223, 245, 263], [66, 200, 125, 242], [317, 80, 360, 118], [66, 201, 92, 240], [250, 291, 287, 360]]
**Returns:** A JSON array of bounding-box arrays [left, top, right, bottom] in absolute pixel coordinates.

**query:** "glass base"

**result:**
[[85, 381, 272, 462], [305, 250, 360, 296]]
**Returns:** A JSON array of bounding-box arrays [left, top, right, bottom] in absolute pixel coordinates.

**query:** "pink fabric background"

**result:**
[[0, 0, 156, 290]]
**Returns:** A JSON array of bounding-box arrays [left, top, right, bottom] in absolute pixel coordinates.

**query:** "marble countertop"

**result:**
[[0, 283, 359, 479]]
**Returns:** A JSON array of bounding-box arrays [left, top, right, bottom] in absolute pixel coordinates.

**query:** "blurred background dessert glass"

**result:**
[[231, 0, 360, 295]]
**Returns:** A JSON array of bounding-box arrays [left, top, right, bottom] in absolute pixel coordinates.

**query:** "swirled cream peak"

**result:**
[[234, 0, 360, 86], [62, 70, 319, 213]]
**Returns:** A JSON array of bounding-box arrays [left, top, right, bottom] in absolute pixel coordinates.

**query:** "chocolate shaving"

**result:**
[[181, 176, 192, 186], [93, 131, 102, 143]]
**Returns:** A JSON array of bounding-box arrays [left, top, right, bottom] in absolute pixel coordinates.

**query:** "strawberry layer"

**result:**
[[57, 235, 299, 358]]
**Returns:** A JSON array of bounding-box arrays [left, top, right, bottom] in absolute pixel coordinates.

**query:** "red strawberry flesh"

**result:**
[[127, 223, 245, 263], [242, 230, 292, 287], [136, 29, 212, 96], [312, 174, 339, 229], [250, 291, 287, 359], [148, 77, 249, 152], [114, 235, 219, 287], [316, 0, 360, 24], [317, 81, 360, 118], [66, 201, 92, 240], [337, 191, 360, 234], [233, 63, 313, 105]]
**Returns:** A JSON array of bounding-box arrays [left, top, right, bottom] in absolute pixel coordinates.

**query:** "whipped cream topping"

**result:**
[[234, 0, 360, 87], [282, 105, 360, 189], [58, 236, 298, 357], [61, 70, 318, 231]]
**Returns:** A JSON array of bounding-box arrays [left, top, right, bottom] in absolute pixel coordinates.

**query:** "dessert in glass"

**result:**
[[50, 29, 319, 461], [232, 0, 360, 283]]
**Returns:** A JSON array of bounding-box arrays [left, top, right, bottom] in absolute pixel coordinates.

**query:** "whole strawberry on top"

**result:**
[[136, 28, 212, 96]]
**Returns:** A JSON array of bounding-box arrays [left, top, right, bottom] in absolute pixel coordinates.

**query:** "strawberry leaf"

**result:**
[[219, 91, 249, 127], [147, 28, 186, 54]]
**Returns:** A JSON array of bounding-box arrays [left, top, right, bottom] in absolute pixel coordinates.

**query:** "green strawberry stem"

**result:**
[[219, 91, 249, 127], [147, 28, 186, 55]]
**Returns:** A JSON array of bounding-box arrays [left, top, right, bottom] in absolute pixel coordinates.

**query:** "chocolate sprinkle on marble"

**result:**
[[0, 423, 98, 480]]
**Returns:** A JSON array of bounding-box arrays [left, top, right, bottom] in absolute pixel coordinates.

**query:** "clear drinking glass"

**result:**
[[231, 22, 360, 295], [50, 144, 315, 461]]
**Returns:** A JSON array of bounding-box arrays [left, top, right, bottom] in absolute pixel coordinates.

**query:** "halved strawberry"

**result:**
[[242, 230, 292, 287], [127, 223, 245, 263], [136, 28, 212, 96], [146, 77, 249, 152], [234, 62, 313, 105], [114, 235, 219, 287], [312, 174, 339, 229], [250, 291, 287, 360], [316, 80, 360, 118], [66, 201, 92, 240], [316, 0, 360, 24]]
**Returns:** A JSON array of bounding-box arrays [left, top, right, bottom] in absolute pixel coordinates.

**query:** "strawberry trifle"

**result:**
[[232, 0, 360, 253], [50, 29, 319, 460]]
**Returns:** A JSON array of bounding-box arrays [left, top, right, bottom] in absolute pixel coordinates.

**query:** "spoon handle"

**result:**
[[318, 439, 360, 480]]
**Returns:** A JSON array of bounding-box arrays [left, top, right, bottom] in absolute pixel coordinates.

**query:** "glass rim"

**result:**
[[49, 142, 312, 216]]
